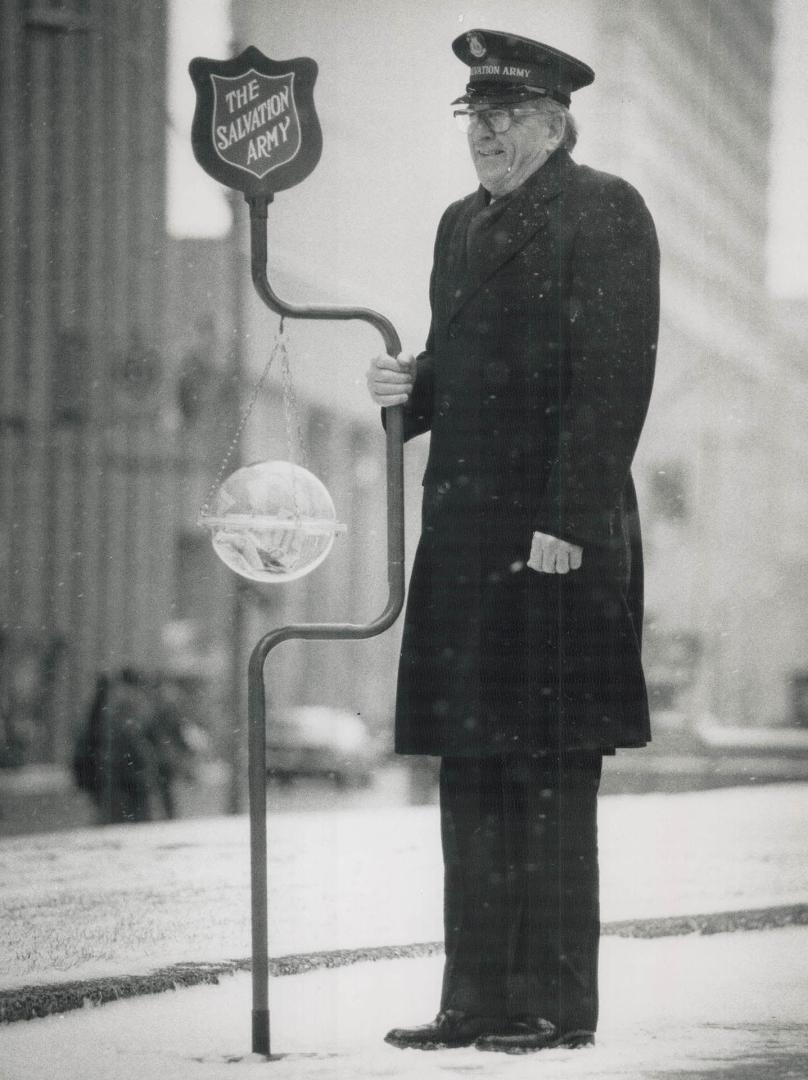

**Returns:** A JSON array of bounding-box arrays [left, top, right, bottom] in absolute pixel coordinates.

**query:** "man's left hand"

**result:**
[[527, 532, 583, 574]]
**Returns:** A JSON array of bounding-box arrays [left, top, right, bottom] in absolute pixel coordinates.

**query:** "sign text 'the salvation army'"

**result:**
[[215, 77, 292, 166]]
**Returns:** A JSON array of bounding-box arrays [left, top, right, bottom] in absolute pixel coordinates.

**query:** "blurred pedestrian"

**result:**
[[143, 676, 201, 819], [72, 669, 156, 824], [367, 29, 659, 1054]]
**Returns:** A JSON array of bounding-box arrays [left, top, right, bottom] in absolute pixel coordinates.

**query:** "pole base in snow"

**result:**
[[252, 1008, 270, 1056]]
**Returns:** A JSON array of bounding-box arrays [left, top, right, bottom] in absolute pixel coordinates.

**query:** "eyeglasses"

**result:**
[[453, 106, 544, 134]]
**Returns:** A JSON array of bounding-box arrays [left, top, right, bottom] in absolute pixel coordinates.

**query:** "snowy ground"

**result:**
[[3, 928, 807, 1080], [1, 783, 806, 991]]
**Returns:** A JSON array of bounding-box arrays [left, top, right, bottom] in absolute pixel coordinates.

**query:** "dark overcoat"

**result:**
[[393, 149, 660, 756]]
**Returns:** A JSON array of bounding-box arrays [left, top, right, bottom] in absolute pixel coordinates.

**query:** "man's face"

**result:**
[[467, 106, 556, 197]]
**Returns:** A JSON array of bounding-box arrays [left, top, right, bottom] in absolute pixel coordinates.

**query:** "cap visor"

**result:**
[[451, 86, 548, 107]]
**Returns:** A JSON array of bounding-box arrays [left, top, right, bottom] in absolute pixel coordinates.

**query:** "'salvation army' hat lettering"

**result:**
[[452, 29, 594, 108]]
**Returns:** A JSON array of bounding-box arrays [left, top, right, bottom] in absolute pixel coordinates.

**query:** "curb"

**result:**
[[2, 902, 807, 1024]]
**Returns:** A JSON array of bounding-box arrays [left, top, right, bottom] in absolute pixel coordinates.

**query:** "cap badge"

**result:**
[[467, 32, 486, 59]]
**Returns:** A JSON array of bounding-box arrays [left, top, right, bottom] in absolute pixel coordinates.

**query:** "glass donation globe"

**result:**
[[200, 459, 343, 583]]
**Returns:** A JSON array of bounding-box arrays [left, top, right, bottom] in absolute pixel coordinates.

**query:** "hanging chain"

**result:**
[[278, 330, 307, 524], [280, 336, 308, 469], [198, 318, 287, 522]]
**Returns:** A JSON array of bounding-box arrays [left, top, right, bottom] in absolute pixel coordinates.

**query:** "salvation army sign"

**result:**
[[212, 70, 300, 178], [189, 47, 322, 197]]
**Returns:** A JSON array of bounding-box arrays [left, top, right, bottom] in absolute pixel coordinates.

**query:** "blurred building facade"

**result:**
[[0, 0, 403, 775], [3, 0, 808, 779], [1, 0, 173, 766], [580, 0, 808, 727]]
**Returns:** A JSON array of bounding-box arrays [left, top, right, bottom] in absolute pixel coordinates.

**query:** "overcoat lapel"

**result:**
[[441, 188, 484, 318], [447, 150, 573, 324]]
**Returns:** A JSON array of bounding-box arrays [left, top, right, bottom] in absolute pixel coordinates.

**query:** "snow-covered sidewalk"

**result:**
[[2, 783, 806, 993], [3, 927, 807, 1080]]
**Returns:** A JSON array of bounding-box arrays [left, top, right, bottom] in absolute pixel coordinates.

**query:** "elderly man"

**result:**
[[368, 30, 659, 1054]]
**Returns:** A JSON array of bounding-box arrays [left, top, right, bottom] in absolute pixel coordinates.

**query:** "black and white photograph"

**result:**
[[1, 1, 807, 1077]]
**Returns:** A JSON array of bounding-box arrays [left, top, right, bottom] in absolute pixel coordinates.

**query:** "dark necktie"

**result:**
[[465, 194, 514, 270]]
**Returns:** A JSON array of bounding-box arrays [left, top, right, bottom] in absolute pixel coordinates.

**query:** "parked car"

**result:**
[[266, 706, 378, 788]]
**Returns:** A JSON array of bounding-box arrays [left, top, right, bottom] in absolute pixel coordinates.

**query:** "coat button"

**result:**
[[448, 325, 459, 339]]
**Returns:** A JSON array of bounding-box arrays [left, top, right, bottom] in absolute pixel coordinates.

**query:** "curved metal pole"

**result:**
[[245, 195, 405, 1057]]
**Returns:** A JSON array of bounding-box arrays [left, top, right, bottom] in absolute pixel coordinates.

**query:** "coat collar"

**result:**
[[495, 145, 573, 207], [447, 150, 574, 322]]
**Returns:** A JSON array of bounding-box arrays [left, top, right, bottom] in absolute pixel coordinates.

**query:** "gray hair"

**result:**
[[533, 96, 578, 152]]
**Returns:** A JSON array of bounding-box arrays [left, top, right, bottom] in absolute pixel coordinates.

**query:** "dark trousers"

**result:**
[[439, 751, 603, 1033]]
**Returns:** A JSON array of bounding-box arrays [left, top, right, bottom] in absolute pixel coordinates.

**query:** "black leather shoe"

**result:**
[[553, 1029, 596, 1049], [476, 1018, 595, 1054], [384, 1009, 516, 1050]]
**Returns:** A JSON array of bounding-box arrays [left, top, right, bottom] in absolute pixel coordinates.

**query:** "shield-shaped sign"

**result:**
[[210, 70, 301, 180], [189, 47, 321, 197]]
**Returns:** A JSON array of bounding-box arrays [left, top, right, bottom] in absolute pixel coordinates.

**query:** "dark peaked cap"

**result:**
[[452, 29, 594, 108]]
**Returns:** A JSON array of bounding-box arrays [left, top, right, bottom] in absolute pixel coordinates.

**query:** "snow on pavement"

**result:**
[[1, 783, 806, 991], [3, 928, 807, 1080]]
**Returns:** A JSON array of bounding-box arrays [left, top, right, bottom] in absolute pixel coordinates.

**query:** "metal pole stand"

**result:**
[[245, 195, 405, 1058], [187, 47, 403, 1058]]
